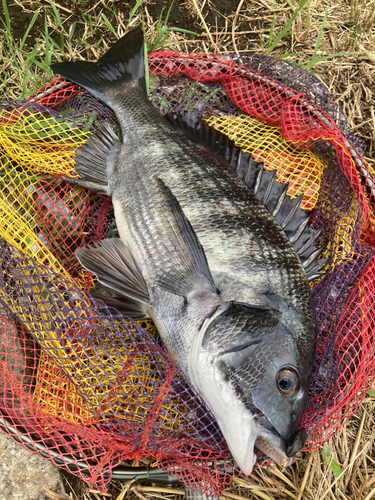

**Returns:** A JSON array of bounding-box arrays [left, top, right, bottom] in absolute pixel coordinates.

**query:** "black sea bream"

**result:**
[[51, 28, 325, 474]]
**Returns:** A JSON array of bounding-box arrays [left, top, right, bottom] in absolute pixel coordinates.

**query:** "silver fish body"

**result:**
[[51, 28, 318, 474]]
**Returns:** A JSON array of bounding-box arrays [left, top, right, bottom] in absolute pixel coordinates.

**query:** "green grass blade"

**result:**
[[151, 25, 168, 52], [268, 13, 276, 49], [101, 0, 117, 18], [168, 27, 201, 36], [266, 0, 310, 54], [67, 21, 77, 50], [284, 0, 295, 13], [322, 444, 330, 460], [129, 0, 143, 22], [21, 72, 34, 98], [48, 1, 65, 50], [302, 51, 362, 69], [1, 0, 11, 33], [306, 0, 311, 28], [155, 6, 165, 41], [49, 1, 62, 27], [310, 7, 328, 63], [101, 14, 116, 35], [327, 458, 343, 482], [164, 0, 176, 26], [43, 13, 51, 66], [1, 0, 17, 63], [20, 11, 40, 51], [275, 52, 295, 59]]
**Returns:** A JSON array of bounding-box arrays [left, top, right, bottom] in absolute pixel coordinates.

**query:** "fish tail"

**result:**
[[50, 27, 146, 105]]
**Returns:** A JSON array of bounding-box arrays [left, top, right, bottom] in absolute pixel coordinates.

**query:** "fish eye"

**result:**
[[277, 367, 300, 396]]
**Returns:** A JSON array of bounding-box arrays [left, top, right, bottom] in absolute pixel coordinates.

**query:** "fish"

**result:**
[[50, 27, 325, 474]]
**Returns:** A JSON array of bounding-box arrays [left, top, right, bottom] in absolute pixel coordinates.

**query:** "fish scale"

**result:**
[[52, 27, 319, 475]]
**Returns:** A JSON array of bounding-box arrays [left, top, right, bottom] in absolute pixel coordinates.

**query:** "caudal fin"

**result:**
[[50, 27, 145, 105]]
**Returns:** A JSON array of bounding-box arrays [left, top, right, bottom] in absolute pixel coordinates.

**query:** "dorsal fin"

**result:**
[[167, 112, 327, 280], [63, 125, 120, 195]]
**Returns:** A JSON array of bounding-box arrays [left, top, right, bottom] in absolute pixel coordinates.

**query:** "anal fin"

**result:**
[[76, 238, 150, 318], [64, 125, 121, 195]]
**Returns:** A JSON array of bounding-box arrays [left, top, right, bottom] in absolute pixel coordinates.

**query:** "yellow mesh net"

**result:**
[[32, 319, 192, 433]]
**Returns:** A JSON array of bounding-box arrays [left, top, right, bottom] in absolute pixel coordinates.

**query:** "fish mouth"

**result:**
[[253, 412, 307, 467], [255, 436, 293, 467], [212, 405, 304, 475]]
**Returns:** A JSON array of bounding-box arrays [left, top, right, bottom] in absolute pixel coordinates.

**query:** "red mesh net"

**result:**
[[0, 239, 233, 492], [27, 77, 82, 108], [0, 50, 374, 494], [34, 177, 103, 288]]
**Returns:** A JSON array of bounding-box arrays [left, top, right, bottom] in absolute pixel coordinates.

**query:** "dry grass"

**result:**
[[1, 0, 375, 499]]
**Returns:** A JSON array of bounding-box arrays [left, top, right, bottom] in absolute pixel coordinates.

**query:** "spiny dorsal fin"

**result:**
[[167, 112, 327, 281], [76, 238, 150, 318]]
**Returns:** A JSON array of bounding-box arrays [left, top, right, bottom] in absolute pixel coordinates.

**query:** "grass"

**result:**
[[262, 0, 310, 54], [1, 0, 375, 499], [1, 0, 374, 102], [0, 0, 201, 99], [56, 395, 375, 500]]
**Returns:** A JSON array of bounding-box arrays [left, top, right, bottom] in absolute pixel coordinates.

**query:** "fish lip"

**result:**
[[285, 428, 308, 457], [257, 414, 307, 458], [255, 435, 294, 468], [253, 411, 306, 465]]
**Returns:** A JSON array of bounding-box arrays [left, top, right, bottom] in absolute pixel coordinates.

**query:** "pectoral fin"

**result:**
[[155, 178, 220, 300], [90, 282, 150, 319]]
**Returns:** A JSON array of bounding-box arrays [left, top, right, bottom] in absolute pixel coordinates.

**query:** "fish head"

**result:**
[[190, 301, 316, 474]]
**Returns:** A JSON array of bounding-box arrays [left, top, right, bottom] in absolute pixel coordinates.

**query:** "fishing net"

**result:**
[[0, 48, 374, 495]]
